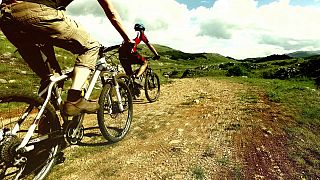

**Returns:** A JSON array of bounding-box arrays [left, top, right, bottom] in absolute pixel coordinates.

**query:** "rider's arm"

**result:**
[[97, 0, 131, 43], [145, 41, 159, 57], [140, 32, 159, 57]]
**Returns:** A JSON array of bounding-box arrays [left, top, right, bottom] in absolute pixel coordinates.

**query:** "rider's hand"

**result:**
[[153, 54, 160, 60]]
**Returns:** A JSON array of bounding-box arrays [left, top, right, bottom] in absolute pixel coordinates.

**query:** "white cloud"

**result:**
[[67, 0, 320, 59]]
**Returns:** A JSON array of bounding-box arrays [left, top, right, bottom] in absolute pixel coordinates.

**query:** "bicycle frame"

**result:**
[[15, 45, 123, 153], [16, 73, 70, 152]]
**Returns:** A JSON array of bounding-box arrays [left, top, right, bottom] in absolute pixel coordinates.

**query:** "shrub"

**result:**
[[262, 67, 300, 79], [227, 65, 250, 77], [219, 62, 235, 70], [299, 58, 320, 78]]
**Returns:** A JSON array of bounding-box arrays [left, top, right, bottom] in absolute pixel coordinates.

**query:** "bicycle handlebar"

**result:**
[[99, 44, 160, 61], [100, 41, 135, 54], [144, 55, 161, 60], [100, 44, 121, 54]]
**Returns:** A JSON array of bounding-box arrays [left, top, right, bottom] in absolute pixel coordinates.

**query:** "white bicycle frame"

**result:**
[[13, 47, 124, 153]]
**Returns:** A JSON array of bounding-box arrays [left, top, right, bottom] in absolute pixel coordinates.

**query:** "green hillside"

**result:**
[[287, 50, 320, 58], [135, 44, 235, 78]]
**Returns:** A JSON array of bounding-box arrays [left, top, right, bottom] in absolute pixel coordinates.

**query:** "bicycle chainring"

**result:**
[[65, 121, 84, 145]]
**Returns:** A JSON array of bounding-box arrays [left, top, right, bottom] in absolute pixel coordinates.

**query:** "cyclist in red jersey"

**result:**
[[119, 23, 160, 80]]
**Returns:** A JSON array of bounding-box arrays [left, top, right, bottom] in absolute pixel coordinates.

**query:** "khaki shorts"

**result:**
[[0, 1, 100, 70]]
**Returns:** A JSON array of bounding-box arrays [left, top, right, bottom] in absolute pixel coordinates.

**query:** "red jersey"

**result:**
[[132, 31, 149, 52]]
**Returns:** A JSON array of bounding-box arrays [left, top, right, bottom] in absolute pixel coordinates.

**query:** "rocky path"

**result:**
[[49, 78, 297, 179]]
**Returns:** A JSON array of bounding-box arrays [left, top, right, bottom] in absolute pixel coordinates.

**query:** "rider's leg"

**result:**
[[0, 22, 51, 81], [130, 52, 147, 78], [119, 58, 134, 77], [136, 60, 148, 77], [0, 2, 100, 116], [70, 67, 91, 90], [56, 19, 101, 116]]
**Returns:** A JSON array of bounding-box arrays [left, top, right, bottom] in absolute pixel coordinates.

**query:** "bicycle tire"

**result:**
[[0, 91, 61, 180], [97, 80, 133, 143], [144, 71, 160, 102]]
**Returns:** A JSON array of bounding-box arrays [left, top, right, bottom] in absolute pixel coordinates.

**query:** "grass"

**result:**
[[227, 77, 320, 177], [232, 164, 244, 179], [191, 165, 206, 180], [217, 155, 230, 166], [0, 38, 40, 91], [238, 91, 258, 103], [234, 78, 320, 125]]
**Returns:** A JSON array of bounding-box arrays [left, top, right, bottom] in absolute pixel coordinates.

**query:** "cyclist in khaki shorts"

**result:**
[[0, 0, 133, 116]]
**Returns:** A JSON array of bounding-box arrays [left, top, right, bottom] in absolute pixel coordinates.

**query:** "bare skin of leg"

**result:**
[[71, 66, 91, 90], [136, 60, 148, 77]]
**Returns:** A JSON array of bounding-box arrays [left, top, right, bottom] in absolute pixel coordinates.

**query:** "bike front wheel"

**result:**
[[97, 80, 133, 143], [144, 72, 160, 102], [0, 91, 61, 180]]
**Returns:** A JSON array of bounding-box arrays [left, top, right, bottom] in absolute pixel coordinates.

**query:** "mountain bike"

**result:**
[[117, 56, 161, 102], [0, 44, 133, 179]]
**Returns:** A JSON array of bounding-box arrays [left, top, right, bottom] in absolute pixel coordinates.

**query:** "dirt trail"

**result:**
[[49, 78, 297, 179]]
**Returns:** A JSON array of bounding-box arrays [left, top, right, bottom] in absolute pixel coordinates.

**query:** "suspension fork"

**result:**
[[112, 74, 124, 112], [89, 68, 124, 112]]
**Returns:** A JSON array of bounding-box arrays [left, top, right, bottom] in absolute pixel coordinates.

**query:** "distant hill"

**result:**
[[137, 44, 234, 64], [242, 54, 293, 63], [241, 50, 320, 63], [286, 50, 320, 58]]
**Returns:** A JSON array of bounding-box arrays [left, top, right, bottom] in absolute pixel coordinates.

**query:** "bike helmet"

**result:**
[[134, 23, 145, 31]]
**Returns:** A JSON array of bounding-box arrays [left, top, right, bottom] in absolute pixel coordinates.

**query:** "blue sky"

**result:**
[[176, 0, 320, 9], [175, 0, 214, 9]]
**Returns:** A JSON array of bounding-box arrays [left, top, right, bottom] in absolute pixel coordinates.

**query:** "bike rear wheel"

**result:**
[[97, 80, 133, 143], [144, 71, 160, 102], [0, 91, 61, 180]]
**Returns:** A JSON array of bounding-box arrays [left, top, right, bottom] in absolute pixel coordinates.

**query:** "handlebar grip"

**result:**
[[153, 55, 160, 60], [99, 45, 121, 57], [103, 45, 121, 52]]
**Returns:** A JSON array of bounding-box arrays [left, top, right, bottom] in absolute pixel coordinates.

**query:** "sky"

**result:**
[[66, 0, 320, 59]]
